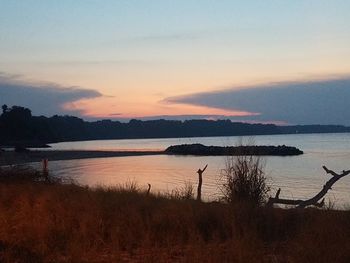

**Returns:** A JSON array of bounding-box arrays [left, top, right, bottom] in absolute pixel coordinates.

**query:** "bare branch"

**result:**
[[275, 188, 281, 199], [202, 164, 208, 173], [322, 166, 338, 176]]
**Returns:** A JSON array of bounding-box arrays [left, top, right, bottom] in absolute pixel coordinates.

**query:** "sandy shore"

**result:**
[[0, 150, 165, 166]]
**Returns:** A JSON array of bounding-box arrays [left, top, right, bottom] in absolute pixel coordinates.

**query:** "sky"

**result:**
[[0, 0, 350, 124]]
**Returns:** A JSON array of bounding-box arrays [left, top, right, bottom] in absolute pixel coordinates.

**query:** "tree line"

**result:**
[[1, 104, 349, 145]]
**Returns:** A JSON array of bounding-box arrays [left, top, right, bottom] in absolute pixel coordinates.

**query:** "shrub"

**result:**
[[220, 154, 269, 207]]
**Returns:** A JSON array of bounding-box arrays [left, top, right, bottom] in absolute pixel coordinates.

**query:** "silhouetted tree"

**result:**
[[0, 104, 349, 146], [1, 104, 8, 115]]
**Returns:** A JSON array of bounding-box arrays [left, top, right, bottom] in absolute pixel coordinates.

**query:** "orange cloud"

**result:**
[[63, 95, 259, 120]]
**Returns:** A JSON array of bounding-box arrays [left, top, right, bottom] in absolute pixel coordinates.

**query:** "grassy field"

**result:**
[[0, 167, 350, 262]]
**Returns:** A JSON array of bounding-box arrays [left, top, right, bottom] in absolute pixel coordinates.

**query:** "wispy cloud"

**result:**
[[0, 72, 102, 117], [164, 76, 350, 125]]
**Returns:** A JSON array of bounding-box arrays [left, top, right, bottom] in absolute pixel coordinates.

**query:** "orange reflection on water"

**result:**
[[50, 155, 222, 200]]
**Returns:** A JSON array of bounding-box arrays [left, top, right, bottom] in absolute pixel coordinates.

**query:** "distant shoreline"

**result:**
[[0, 142, 304, 166], [0, 150, 165, 166], [2, 131, 350, 150]]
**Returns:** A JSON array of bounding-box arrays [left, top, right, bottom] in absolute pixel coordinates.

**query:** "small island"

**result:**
[[165, 143, 303, 156]]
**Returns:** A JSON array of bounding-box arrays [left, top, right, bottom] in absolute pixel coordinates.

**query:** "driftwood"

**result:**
[[267, 166, 350, 208], [196, 164, 208, 201]]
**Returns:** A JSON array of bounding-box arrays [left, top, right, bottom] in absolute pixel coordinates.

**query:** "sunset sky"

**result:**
[[1, 0, 350, 124]]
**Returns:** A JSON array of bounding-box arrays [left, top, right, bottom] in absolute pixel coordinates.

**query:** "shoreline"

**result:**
[[0, 150, 165, 166], [1, 143, 304, 166]]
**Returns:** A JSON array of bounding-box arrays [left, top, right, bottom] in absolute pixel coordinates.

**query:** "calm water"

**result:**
[[43, 133, 350, 207]]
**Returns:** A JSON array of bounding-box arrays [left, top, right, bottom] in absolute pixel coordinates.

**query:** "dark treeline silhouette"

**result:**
[[1, 104, 349, 146]]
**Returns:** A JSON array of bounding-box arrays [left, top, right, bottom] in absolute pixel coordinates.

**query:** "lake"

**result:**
[[44, 133, 350, 208]]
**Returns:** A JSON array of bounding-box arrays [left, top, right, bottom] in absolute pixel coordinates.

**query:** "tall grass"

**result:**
[[0, 167, 350, 262]]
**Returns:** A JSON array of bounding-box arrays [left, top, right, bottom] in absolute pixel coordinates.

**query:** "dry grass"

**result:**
[[0, 167, 350, 262]]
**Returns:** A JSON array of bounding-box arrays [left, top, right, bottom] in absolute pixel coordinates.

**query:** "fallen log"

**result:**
[[267, 166, 350, 208]]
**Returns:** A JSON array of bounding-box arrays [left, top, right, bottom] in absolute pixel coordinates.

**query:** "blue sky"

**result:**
[[0, 0, 350, 124]]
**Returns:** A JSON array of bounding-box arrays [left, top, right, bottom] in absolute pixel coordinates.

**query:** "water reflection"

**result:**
[[43, 133, 350, 207], [46, 155, 224, 200]]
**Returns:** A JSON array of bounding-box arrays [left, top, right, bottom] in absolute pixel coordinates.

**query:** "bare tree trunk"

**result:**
[[197, 173, 202, 201], [267, 166, 350, 208], [196, 164, 208, 201]]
